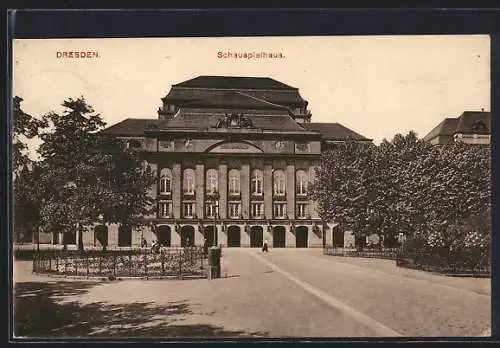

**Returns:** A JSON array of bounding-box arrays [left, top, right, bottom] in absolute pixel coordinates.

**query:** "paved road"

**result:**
[[245, 248, 490, 337], [13, 248, 490, 338]]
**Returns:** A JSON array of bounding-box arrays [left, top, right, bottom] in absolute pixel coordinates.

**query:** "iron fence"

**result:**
[[323, 246, 399, 260], [32, 247, 208, 279], [396, 249, 491, 277]]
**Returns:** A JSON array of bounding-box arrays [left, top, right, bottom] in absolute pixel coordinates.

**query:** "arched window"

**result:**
[[296, 170, 308, 196], [159, 168, 172, 194], [273, 170, 286, 196], [228, 169, 240, 195], [206, 169, 218, 194], [183, 168, 195, 194], [251, 169, 263, 195]]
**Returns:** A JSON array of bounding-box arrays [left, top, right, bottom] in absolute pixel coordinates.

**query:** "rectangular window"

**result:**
[[273, 203, 287, 219], [228, 203, 241, 219], [158, 201, 173, 218], [160, 178, 171, 194], [296, 203, 307, 218], [251, 203, 264, 218], [205, 202, 217, 218], [183, 202, 195, 218]]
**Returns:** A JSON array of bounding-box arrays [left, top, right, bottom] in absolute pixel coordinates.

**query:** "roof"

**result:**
[[99, 118, 167, 136], [179, 91, 291, 111], [165, 87, 306, 106], [423, 111, 491, 141], [166, 112, 308, 132], [302, 123, 371, 141], [173, 76, 298, 90], [455, 111, 491, 134]]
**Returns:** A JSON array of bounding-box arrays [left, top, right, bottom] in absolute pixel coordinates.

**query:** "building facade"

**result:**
[[423, 110, 491, 145], [75, 76, 371, 248]]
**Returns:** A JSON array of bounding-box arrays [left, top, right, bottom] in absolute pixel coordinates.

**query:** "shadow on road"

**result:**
[[14, 281, 268, 339]]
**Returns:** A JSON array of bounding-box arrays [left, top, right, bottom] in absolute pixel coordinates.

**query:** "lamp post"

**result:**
[[212, 190, 220, 247]]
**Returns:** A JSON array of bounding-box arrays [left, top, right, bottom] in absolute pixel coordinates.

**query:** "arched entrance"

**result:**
[[250, 226, 263, 248], [273, 226, 285, 248], [227, 225, 241, 247], [181, 225, 195, 247], [295, 226, 308, 248], [63, 231, 76, 245], [118, 225, 132, 247], [204, 226, 217, 247], [94, 225, 108, 248], [332, 226, 344, 247], [52, 230, 60, 245], [157, 225, 171, 247]]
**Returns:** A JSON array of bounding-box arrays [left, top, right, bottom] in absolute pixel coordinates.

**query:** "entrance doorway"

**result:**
[[295, 226, 308, 248], [118, 225, 132, 247], [273, 226, 286, 248], [204, 226, 218, 247], [227, 225, 241, 247], [95, 225, 108, 248], [157, 225, 171, 247], [181, 226, 195, 247], [250, 226, 263, 248], [333, 226, 344, 247]]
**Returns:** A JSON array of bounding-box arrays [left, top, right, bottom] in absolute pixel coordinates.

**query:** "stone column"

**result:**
[[241, 162, 250, 219], [218, 163, 227, 219], [286, 162, 295, 219], [195, 163, 205, 219], [172, 163, 182, 219], [264, 164, 273, 219], [287, 224, 297, 248]]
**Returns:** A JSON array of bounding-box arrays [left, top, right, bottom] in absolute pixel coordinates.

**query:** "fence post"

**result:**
[[178, 250, 182, 279], [64, 255, 68, 274], [75, 256, 78, 276], [129, 254, 132, 276], [98, 256, 102, 276], [161, 251, 165, 275], [113, 253, 117, 277], [86, 254, 89, 277]]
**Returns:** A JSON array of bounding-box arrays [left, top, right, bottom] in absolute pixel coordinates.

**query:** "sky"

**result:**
[[13, 35, 490, 157]]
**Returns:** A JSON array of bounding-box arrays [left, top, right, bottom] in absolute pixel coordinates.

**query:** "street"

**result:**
[[13, 248, 490, 338]]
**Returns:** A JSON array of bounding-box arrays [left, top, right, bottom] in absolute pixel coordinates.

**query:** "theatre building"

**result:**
[[83, 76, 371, 248]]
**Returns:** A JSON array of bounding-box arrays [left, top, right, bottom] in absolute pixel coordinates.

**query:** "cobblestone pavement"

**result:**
[[13, 248, 490, 338]]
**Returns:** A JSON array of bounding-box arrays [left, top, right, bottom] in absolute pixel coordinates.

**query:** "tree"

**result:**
[[12, 96, 46, 173], [311, 140, 381, 248], [13, 164, 43, 245], [37, 97, 155, 250], [312, 130, 491, 255], [93, 136, 156, 239], [12, 97, 47, 247], [38, 97, 106, 250]]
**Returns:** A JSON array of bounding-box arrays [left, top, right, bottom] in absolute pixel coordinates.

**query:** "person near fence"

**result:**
[[151, 240, 160, 253], [262, 239, 269, 253], [141, 236, 148, 248]]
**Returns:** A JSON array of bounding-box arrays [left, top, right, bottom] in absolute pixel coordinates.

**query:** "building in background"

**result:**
[[423, 110, 491, 145], [77, 76, 371, 248]]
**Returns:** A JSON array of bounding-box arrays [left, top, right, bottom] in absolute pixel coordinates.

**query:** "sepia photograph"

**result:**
[[11, 35, 491, 339]]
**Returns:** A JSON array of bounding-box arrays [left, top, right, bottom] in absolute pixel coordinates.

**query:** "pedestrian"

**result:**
[[141, 236, 148, 248], [151, 240, 160, 253], [262, 239, 269, 253]]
